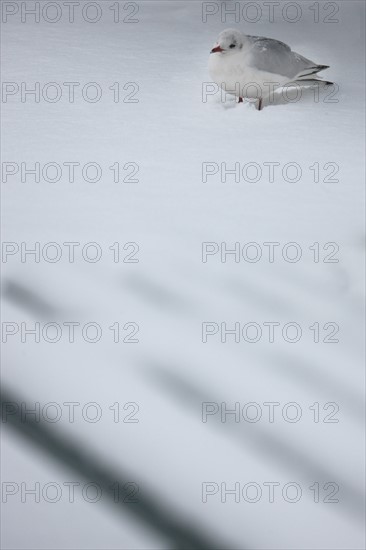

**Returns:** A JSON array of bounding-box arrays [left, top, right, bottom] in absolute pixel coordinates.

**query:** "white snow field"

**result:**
[[1, 1, 365, 549]]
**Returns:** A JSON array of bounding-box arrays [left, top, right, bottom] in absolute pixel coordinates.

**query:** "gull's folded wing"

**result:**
[[246, 35, 324, 80]]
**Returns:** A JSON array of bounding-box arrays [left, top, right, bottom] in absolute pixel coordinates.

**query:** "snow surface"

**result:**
[[1, 1, 365, 548]]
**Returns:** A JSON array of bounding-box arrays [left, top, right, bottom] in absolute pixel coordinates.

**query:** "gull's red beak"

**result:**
[[210, 45, 223, 54]]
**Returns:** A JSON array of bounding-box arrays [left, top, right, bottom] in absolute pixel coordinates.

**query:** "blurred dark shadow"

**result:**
[[2, 279, 59, 319], [1, 385, 234, 550], [144, 362, 365, 523]]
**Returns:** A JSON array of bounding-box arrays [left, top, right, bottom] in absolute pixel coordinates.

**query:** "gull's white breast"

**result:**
[[208, 50, 288, 99]]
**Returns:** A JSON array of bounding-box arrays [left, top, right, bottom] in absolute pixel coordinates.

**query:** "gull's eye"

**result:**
[[229, 44, 236, 48]]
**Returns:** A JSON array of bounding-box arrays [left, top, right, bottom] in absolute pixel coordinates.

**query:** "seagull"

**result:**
[[209, 29, 333, 110]]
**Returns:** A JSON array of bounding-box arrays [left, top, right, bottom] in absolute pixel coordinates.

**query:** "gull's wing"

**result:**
[[246, 35, 324, 80]]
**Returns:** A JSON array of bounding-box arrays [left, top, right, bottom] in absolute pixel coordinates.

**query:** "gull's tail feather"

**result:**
[[297, 64, 330, 79], [292, 78, 334, 87]]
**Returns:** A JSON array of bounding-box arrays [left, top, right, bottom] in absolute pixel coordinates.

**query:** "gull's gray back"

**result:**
[[246, 35, 318, 79]]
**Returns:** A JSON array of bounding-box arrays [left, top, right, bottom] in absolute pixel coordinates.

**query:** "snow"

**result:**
[[1, 1, 365, 549]]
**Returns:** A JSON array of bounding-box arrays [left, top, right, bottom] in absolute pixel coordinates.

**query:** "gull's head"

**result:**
[[210, 29, 244, 54]]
